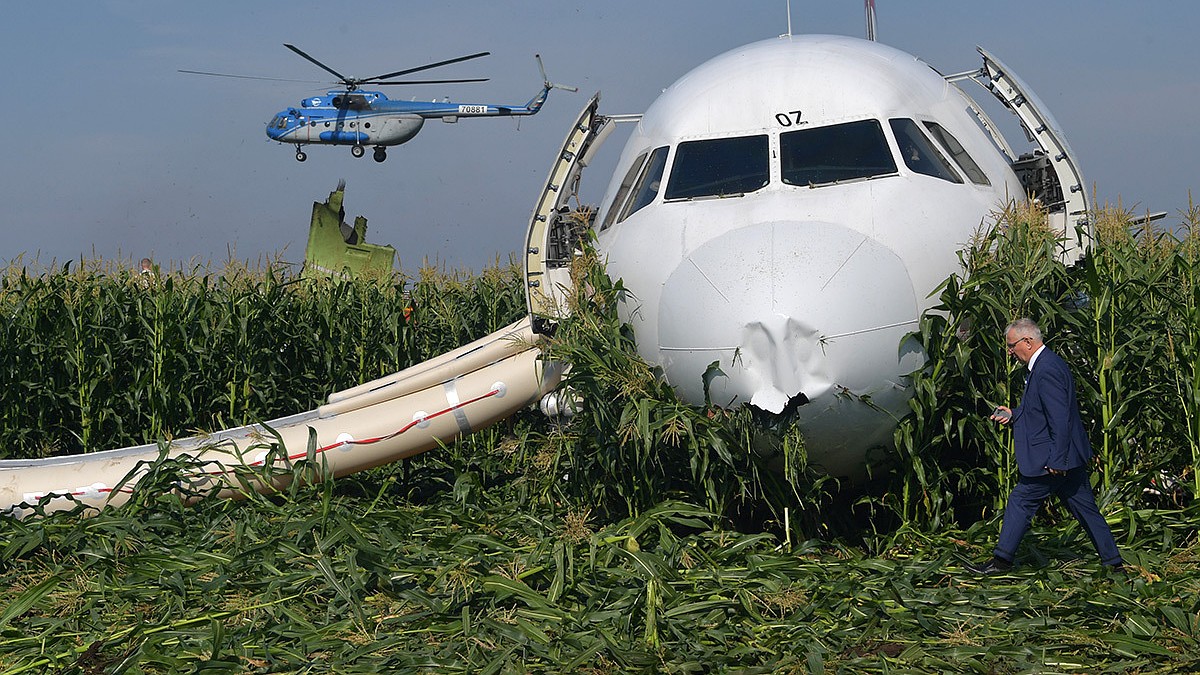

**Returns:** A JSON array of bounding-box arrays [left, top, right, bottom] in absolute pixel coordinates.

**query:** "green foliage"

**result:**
[[1165, 195, 1200, 499], [883, 202, 1075, 529], [889, 200, 1200, 530], [0, 258, 525, 457], [2, 457, 1198, 673], [3, 201, 1200, 671], [524, 237, 835, 528]]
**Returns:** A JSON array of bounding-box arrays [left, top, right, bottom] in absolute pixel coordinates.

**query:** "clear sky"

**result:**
[[3, 1, 1197, 273]]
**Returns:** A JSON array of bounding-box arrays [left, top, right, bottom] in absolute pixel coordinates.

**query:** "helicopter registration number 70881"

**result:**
[[458, 105, 490, 115]]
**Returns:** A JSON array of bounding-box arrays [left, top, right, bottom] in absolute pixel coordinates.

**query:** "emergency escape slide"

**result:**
[[0, 93, 605, 519], [0, 318, 561, 518]]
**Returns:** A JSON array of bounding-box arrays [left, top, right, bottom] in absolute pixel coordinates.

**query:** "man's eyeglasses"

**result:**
[[1006, 336, 1031, 350]]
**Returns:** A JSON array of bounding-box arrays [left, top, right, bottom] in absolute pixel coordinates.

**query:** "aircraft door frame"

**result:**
[[975, 47, 1092, 263], [523, 93, 605, 333]]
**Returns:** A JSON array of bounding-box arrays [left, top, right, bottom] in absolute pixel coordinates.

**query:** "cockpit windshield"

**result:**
[[889, 118, 962, 184], [923, 121, 990, 185], [665, 135, 769, 200], [616, 117, 980, 224], [620, 146, 669, 221], [599, 151, 648, 231], [780, 119, 897, 186]]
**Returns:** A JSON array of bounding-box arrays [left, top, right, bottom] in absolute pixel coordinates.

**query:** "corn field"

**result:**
[[2, 202, 1200, 673], [888, 198, 1200, 528], [0, 258, 524, 458]]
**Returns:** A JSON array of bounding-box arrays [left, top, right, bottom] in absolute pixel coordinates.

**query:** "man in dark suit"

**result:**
[[967, 318, 1124, 574]]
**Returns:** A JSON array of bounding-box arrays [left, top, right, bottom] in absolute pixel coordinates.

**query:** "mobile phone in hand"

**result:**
[[991, 407, 1011, 422]]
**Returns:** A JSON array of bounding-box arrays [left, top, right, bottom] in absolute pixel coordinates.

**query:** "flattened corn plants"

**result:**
[[3, 458, 1198, 673]]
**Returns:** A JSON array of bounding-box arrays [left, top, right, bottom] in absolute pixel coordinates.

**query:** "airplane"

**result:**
[[184, 44, 576, 163], [524, 1, 1092, 478]]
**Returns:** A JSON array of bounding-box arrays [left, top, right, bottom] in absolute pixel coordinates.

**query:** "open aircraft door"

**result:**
[[523, 93, 615, 334], [975, 47, 1093, 264]]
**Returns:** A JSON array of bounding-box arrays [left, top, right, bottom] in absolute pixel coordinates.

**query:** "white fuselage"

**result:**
[[594, 35, 1024, 476]]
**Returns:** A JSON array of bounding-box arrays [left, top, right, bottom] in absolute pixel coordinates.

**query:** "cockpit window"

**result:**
[[599, 151, 648, 231], [665, 135, 768, 200], [780, 119, 898, 186], [889, 118, 963, 184], [923, 121, 991, 185], [619, 146, 669, 222]]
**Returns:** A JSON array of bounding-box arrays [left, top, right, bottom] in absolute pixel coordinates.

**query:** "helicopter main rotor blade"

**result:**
[[371, 78, 490, 85], [362, 51, 491, 84], [284, 43, 352, 85], [178, 69, 326, 85]]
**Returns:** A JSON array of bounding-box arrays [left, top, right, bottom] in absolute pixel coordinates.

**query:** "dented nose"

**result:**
[[655, 220, 921, 423]]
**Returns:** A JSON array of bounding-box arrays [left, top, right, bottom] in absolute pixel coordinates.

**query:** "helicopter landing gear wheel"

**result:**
[[295, 149, 307, 162], [351, 145, 365, 158], [373, 147, 387, 163]]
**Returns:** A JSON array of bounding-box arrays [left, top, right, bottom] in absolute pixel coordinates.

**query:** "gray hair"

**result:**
[[1005, 317, 1043, 342]]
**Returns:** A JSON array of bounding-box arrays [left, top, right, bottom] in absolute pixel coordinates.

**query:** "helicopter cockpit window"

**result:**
[[665, 135, 769, 200], [618, 146, 669, 223], [923, 121, 990, 185], [889, 118, 963, 184], [780, 120, 897, 186], [600, 151, 649, 231]]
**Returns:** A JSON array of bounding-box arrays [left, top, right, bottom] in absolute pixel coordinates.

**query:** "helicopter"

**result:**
[[183, 44, 576, 162]]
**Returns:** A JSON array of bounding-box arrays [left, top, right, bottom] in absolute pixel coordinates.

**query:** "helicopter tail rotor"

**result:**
[[536, 54, 578, 93]]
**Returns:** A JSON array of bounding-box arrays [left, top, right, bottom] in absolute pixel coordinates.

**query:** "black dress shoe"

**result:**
[[1103, 562, 1128, 575], [965, 557, 1013, 575]]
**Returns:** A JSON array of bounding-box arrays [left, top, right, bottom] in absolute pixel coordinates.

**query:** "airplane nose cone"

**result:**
[[655, 220, 924, 469]]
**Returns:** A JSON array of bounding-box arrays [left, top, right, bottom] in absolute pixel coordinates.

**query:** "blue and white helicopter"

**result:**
[[184, 44, 575, 163]]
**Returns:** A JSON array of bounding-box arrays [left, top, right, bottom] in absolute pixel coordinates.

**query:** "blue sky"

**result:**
[[2, 1, 1197, 273]]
